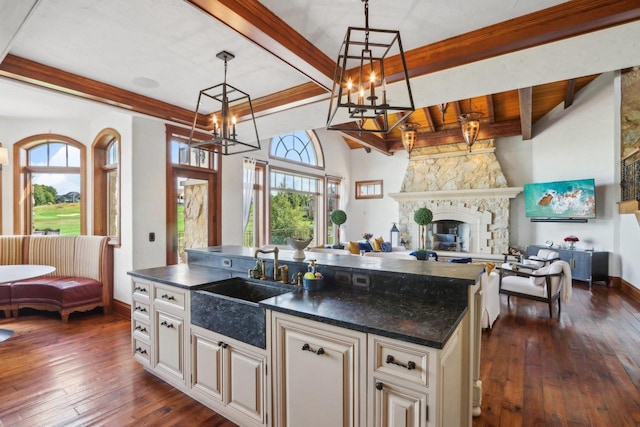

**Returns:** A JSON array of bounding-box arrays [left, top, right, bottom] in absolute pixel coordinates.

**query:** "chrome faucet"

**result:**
[[254, 246, 280, 281]]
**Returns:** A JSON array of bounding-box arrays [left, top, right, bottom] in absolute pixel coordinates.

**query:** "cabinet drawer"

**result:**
[[132, 281, 151, 300], [133, 338, 151, 365], [132, 301, 150, 320], [133, 318, 150, 340], [154, 284, 185, 310], [370, 335, 431, 387]]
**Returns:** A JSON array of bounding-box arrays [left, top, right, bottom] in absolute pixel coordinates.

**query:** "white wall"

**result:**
[[346, 148, 409, 242], [529, 73, 619, 272]]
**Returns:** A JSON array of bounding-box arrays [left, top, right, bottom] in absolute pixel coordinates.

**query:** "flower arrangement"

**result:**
[[362, 232, 373, 241], [564, 235, 579, 249]]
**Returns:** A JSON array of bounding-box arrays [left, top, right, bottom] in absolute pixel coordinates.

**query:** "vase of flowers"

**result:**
[[564, 235, 579, 250], [362, 232, 373, 242]]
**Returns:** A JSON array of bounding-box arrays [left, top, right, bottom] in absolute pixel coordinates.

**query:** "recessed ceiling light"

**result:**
[[132, 77, 159, 89]]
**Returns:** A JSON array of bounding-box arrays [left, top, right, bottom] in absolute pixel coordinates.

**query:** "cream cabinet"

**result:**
[[130, 278, 189, 391], [271, 312, 367, 427], [190, 325, 268, 427], [368, 324, 464, 427]]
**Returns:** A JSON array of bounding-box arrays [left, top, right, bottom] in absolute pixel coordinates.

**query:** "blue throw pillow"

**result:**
[[358, 241, 373, 252], [381, 242, 393, 252], [448, 257, 472, 263]]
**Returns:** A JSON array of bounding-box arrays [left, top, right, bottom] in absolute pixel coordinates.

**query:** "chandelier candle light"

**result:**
[[326, 0, 414, 134], [188, 51, 261, 156]]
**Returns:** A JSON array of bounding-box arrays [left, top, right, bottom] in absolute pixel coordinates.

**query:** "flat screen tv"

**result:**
[[524, 178, 596, 220]]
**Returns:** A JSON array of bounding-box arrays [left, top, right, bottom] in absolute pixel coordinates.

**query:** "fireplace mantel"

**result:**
[[389, 187, 523, 202]]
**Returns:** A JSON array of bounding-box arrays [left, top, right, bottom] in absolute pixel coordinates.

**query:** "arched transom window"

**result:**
[[269, 130, 324, 168]]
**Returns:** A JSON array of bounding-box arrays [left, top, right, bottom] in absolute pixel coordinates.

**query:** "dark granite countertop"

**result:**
[[260, 286, 467, 349], [128, 246, 482, 349], [127, 264, 233, 289]]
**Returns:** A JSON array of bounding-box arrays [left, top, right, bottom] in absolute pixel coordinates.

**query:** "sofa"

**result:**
[[0, 235, 112, 322], [431, 233, 459, 251]]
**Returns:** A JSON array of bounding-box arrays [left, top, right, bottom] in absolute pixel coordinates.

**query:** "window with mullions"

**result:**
[[170, 137, 218, 170], [93, 130, 120, 245], [270, 169, 319, 245], [326, 178, 341, 245], [14, 136, 86, 235], [270, 131, 324, 168]]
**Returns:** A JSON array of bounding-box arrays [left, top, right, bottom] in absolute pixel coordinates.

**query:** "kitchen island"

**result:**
[[128, 245, 485, 426]]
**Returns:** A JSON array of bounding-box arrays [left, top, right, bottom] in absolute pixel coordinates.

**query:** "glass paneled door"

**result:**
[[167, 169, 218, 265]]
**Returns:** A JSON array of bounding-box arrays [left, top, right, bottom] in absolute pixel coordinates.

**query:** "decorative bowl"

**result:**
[[285, 237, 313, 260]]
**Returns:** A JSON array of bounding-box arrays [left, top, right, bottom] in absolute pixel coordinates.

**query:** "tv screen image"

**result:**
[[524, 178, 596, 219]]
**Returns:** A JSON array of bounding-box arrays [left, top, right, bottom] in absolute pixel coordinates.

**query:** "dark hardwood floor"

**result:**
[[475, 281, 640, 427], [0, 281, 638, 426]]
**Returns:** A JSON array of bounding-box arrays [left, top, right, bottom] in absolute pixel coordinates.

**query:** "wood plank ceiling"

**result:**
[[1, 0, 638, 155]]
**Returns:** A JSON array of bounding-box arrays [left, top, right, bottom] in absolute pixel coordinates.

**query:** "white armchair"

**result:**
[[522, 248, 560, 269], [498, 261, 569, 318]]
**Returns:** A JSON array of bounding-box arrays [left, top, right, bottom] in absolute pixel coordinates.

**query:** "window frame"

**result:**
[[13, 134, 87, 235], [269, 130, 325, 170], [92, 128, 121, 246], [355, 179, 384, 200]]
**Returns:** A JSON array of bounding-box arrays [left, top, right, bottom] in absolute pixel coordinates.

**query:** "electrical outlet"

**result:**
[[222, 258, 232, 268], [352, 273, 370, 289]]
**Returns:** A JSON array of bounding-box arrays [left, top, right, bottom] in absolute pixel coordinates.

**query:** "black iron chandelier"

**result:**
[[326, 0, 414, 134], [188, 51, 260, 156]]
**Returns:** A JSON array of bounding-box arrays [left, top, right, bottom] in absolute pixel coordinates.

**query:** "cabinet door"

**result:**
[[191, 332, 224, 403], [568, 250, 591, 282], [372, 378, 427, 427], [274, 315, 365, 427], [155, 310, 184, 382], [227, 344, 266, 424]]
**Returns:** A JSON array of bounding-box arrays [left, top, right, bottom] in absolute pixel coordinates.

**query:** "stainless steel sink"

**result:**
[[191, 278, 292, 349]]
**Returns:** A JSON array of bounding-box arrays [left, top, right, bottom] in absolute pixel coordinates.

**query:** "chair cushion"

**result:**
[[10, 277, 102, 309], [0, 236, 25, 265], [501, 275, 549, 298]]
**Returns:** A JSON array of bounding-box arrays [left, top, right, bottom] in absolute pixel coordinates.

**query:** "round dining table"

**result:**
[[0, 264, 56, 342]]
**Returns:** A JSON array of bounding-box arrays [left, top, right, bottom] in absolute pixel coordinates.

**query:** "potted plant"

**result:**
[[330, 209, 347, 249], [414, 207, 433, 260]]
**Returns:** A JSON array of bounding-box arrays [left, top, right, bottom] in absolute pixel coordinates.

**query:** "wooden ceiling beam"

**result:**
[[380, 0, 640, 85], [518, 87, 533, 140], [0, 54, 200, 127], [565, 79, 577, 109], [486, 95, 495, 123], [387, 120, 522, 152], [186, 0, 335, 90], [338, 122, 391, 155], [423, 107, 436, 132]]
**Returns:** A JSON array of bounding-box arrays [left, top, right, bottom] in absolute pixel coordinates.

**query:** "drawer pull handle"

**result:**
[[386, 355, 416, 370], [135, 347, 147, 355], [135, 306, 147, 313], [302, 343, 325, 355], [375, 381, 384, 391], [134, 325, 147, 332], [160, 320, 174, 329], [217, 341, 229, 349], [134, 286, 147, 293], [161, 294, 176, 301]]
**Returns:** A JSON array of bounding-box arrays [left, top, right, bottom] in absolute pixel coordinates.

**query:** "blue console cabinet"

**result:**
[[525, 245, 609, 288]]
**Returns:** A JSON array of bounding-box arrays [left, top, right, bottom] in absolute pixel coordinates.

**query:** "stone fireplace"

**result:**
[[389, 140, 522, 259]]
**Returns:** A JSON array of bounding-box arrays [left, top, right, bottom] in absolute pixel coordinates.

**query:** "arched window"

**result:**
[[269, 130, 324, 168], [13, 134, 86, 235], [93, 129, 120, 245], [263, 131, 334, 246]]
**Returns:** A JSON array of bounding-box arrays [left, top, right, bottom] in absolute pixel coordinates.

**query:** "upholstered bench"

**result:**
[[0, 235, 112, 322]]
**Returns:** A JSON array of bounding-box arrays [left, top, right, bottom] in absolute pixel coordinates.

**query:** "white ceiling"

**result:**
[[1, 0, 639, 139]]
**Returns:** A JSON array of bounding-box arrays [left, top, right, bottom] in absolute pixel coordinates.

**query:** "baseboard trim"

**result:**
[[619, 278, 640, 304], [112, 300, 130, 320]]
